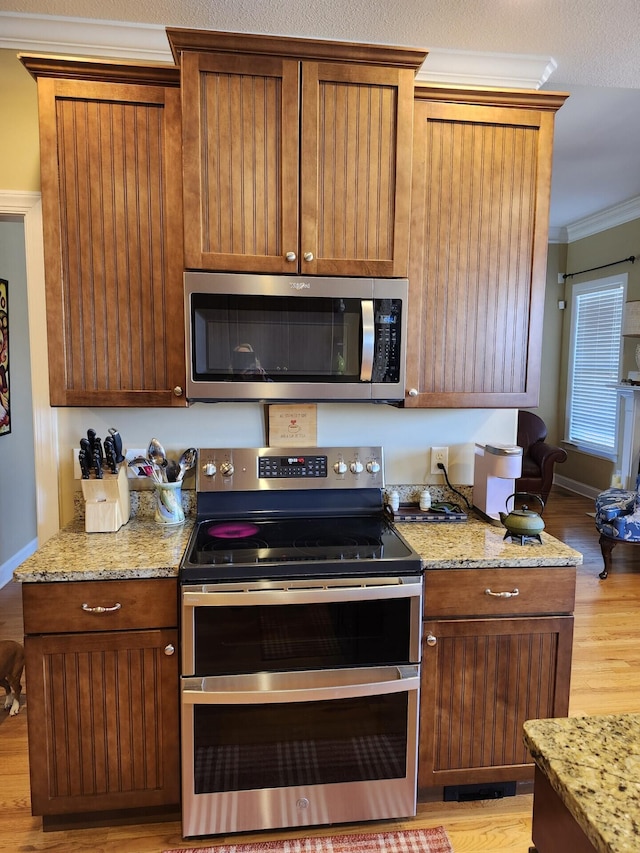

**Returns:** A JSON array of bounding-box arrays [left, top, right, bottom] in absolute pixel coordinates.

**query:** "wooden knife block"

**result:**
[[81, 466, 131, 533]]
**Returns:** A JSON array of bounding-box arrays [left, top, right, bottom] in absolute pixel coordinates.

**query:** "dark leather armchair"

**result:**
[[516, 410, 567, 504]]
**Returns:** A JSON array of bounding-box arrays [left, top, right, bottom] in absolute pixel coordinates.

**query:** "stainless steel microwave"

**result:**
[[184, 272, 408, 402]]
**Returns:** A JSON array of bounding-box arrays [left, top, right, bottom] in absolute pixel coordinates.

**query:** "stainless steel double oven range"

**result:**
[[179, 446, 423, 838]]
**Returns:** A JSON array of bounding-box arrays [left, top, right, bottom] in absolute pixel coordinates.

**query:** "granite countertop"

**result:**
[[13, 516, 194, 582], [13, 512, 582, 583], [396, 516, 583, 568], [524, 714, 640, 853]]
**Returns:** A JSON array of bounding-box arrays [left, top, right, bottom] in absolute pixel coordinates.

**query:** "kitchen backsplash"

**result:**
[[74, 483, 472, 523]]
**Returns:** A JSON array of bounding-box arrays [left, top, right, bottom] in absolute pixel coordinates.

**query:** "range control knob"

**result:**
[[203, 461, 217, 477], [219, 461, 235, 478], [350, 460, 364, 474], [366, 459, 381, 474], [333, 460, 347, 475]]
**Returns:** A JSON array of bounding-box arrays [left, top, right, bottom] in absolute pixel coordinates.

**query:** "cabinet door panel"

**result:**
[[418, 615, 573, 790], [25, 629, 179, 815], [38, 78, 185, 406], [181, 52, 300, 272], [301, 63, 414, 277], [406, 97, 557, 407]]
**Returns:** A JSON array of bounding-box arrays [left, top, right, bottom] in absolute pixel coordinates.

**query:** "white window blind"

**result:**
[[567, 275, 625, 455]]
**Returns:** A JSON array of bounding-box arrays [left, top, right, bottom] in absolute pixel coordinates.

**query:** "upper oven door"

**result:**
[[181, 576, 423, 677], [184, 272, 407, 402]]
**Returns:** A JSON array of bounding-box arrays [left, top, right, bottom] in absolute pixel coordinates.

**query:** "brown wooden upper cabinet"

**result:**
[[167, 30, 426, 277], [406, 85, 568, 408], [21, 56, 187, 407]]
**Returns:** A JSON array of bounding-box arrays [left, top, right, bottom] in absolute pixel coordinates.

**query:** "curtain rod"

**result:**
[[562, 255, 636, 281]]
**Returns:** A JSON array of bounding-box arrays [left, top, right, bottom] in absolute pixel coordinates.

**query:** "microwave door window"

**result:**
[[192, 295, 363, 382]]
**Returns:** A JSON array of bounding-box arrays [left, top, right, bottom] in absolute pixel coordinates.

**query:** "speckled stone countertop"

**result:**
[[524, 715, 640, 853], [396, 516, 583, 568], [13, 485, 581, 583], [13, 516, 194, 582]]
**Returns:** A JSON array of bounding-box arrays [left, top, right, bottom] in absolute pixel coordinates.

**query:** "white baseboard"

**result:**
[[0, 539, 37, 589], [554, 474, 601, 501]]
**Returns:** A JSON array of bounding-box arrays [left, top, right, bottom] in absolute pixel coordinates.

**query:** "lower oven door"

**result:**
[[180, 665, 420, 837]]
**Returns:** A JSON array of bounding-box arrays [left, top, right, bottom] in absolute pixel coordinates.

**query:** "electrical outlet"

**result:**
[[430, 446, 449, 474]]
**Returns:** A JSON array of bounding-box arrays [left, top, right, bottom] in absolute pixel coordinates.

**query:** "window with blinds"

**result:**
[[567, 274, 626, 456]]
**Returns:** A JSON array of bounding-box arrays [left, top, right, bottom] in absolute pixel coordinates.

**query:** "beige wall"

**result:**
[[530, 241, 568, 446], [558, 218, 640, 492], [0, 50, 40, 192]]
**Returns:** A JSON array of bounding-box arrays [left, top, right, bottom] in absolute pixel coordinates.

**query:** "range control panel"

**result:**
[[196, 446, 384, 492]]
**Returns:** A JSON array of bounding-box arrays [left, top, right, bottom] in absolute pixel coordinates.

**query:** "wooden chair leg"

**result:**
[[599, 534, 616, 579]]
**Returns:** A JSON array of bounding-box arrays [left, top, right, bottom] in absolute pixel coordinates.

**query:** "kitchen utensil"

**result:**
[[79, 437, 93, 474], [128, 455, 163, 483], [499, 492, 545, 538], [165, 459, 181, 483], [177, 447, 197, 481], [108, 427, 125, 463], [103, 436, 117, 474], [78, 448, 91, 479], [93, 449, 103, 479], [147, 438, 168, 482]]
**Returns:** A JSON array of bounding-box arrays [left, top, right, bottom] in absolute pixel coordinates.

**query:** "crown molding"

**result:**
[[548, 226, 568, 244], [1, 11, 557, 89], [416, 48, 556, 89], [564, 196, 640, 243], [0, 11, 172, 61]]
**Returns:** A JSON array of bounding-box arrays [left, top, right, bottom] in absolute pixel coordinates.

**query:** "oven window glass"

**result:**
[[191, 294, 363, 383], [193, 693, 408, 793], [192, 598, 413, 675]]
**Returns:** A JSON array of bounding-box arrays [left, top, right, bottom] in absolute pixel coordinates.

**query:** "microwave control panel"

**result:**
[[372, 299, 402, 383]]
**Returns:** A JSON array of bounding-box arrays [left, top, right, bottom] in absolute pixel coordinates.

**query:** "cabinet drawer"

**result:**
[[23, 578, 178, 634], [423, 567, 576, 618]]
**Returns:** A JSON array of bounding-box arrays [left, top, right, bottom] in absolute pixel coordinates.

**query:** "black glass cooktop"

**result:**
[[180, 514, 422, 583]]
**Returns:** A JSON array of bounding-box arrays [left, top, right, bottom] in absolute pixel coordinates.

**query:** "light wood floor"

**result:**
[[1, 487, 638, 853]]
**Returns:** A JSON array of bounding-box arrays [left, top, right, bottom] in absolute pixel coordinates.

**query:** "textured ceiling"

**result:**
[[2, 0, 640, 234]]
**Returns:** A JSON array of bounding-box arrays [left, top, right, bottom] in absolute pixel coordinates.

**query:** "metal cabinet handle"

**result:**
[[426, 633, 437, 646], [408, 388, 418, 397], [173, 386, 183, 397], [164, 644, 175, 656], [303, 251, 314, 262], [81, 602, 122, 614], [285, 251, 297, 262], [484, 588, 519, 598]]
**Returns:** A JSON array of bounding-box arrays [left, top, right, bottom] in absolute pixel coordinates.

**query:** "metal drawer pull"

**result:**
[[426, 633, 437, 646], [81, 602, 122, 614], [484, 588, 519, 598]]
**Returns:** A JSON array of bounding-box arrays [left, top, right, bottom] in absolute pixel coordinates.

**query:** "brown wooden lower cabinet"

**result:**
[[22, 579, 180, 829], [418, 567, 575, 797]]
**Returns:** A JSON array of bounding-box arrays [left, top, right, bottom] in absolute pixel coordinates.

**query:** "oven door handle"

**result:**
[[182, 580, 423, 607], [181, 665, 420, 705]]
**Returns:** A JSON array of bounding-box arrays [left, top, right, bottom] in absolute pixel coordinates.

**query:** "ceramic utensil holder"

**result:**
[[154, 481, 185, 525], [81, 466, 131, 533]]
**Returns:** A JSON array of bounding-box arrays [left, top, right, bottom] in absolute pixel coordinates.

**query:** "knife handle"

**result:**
[[104, 437, 118, 474], [108, 428, 125, 463], [78, 448, 90, 479]]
